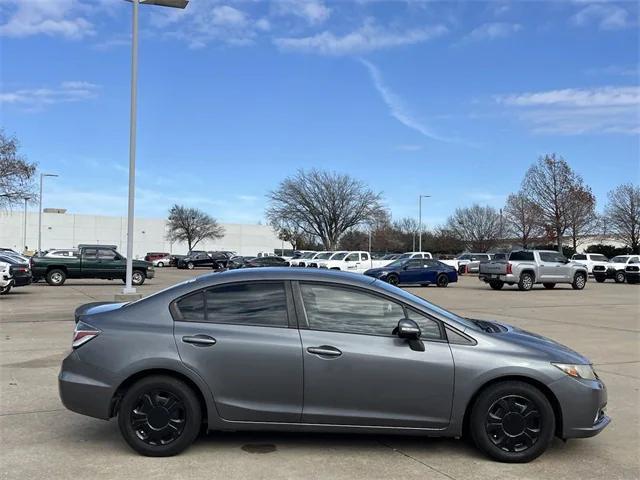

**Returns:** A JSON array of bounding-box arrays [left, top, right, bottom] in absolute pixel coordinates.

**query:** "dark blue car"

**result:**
[[364, 258, 458, 287]]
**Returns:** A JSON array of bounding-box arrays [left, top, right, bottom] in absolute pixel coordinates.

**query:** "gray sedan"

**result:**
[[59, 268, 609, 462]]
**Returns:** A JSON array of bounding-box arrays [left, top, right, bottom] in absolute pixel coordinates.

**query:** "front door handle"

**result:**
[[307, 345, 342, 357], [182, 335, 217, 346]]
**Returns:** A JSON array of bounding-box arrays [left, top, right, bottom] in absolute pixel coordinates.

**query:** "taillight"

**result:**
[[72, 321, 101, 349], [506, 263, 512, 275]]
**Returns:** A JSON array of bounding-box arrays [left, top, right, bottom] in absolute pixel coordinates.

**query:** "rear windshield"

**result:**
[[509, 251, 534, 261], [573, 254, 587, 260], [591, 255, 608, 262], [611, 256, 629, 263]]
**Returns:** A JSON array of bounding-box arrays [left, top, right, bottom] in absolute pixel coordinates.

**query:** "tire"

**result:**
[[489, 280, 504, 290], [132, 270, 146, 286], [542, 283, 555, 289], [187, 262, 195, 270], [627, 276, 639, 285], [470, 381, 555, 463], [157, 262, 164, 268], [117, 375, 202, 457], [614, 271, 625, 283], [0, 285, 11, 295], [572, 272, 587, 290], [517, 272, 534, 291], [386, 274, 399, 286], [594, 276, 606, 283], [46, 269, 66, 286], [458, 265, 466, 274], [436, 274, 449, 288]]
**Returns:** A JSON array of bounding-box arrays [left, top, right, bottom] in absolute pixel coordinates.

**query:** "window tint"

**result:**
[[98, 249, 117, 260], [176, 292, 206, 321], [591, 255, 608, 262], [361, 253, 369, 261], [573, 254, 587, 260], [205, 283, 288, 327], [477, 254, 490, 260], [83, 248, 97, 259], [345, 253, 359, 262], [406, 259, 423, 269], [300, 284, 405, 336], [405, 309, 442, 340], [509, 251, 534, 261], [540, 252, 565, 263], [445, 326, 474, 345]]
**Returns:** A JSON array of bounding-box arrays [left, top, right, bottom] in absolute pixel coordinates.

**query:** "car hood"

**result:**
[[492, 321, 589, 364]]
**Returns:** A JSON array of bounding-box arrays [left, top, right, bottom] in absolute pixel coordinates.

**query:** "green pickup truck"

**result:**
[[31, 245, 154, 286]]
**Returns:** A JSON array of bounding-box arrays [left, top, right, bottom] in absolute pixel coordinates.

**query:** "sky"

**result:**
[[1, 0, 639, 228]]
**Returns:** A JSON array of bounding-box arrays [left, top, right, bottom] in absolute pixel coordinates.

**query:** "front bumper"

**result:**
[[548, 374, 610, 439], [12, 275, 32, 286]]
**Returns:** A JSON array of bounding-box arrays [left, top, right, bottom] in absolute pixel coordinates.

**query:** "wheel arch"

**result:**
[[520, 269, 536, 281], [461, 375, 563, 438], [46, 264, 68, 274]]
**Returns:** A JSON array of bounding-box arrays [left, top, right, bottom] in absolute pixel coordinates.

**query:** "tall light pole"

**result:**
[[38, 173, 58, 254], [418, 194, 431, 252], [23, 196, 31, 252], [122, 0, 189, 295]]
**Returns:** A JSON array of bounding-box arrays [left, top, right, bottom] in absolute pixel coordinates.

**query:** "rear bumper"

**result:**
[[479, 273, 517, 283], [13, 275, 32, 286], [548, 375, 610, 439], [58, 351, 116, 420], [146, 269, 155, 279]]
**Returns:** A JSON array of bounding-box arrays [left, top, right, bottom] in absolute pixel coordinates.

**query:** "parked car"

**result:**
[[0, 254, 32, 288], [152, 256, 171, 268], [169, 254, 186, 267], [60, 268, 609, 461], [441, 253, 492, 273], [44, 249, 78, 258], [145, 252, 170, 262], [177, 251, 232, 270], [290, 251, 327, 267], [396, 252, 433, 260], [625, 263, 640, 284], [30, 245, 153, 286], [571, 253, 610, 275], [592, 255, 640, 283], [479, 250, 588, 291], [308, 251, 346, 268], [364, 258, 458, 287], [319, 251, 391, 273], [0, 258, 14, 294]]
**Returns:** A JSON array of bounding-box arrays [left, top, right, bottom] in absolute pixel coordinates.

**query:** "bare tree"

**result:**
[[266, 169, 385, 250], [0, 130, 38, 208], [503, 192, 543, 249], [445, 204, 502, 252], [521, 154, 580, 252], [166, 204, 225, 252], [565, 184, 598, 252], [605, 183, 640, 253]]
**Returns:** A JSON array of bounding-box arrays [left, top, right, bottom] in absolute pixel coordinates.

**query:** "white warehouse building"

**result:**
[[0, 210, 290, 259]]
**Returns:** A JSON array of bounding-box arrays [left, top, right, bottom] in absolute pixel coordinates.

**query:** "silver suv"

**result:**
[[479, 250, 588, 291]]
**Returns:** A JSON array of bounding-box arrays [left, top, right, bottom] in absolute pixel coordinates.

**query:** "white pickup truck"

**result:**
[[318, 251, 393, 273], [570, 253, 609, 274]]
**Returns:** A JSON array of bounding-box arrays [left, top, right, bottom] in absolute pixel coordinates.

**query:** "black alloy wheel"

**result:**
[[386, 274, 399, 286], [436, 274, 449, 288], [485, 395, 541, 453], [130, 390, 186, 446]]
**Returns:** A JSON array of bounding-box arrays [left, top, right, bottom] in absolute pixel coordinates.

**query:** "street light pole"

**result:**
[[122, 0, 189, 295], [418, 194, 431, 252], [38, 173, 58, 254], [23, 197, 30, 253]]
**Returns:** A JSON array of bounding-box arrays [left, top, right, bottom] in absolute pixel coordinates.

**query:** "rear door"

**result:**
[[98, 248, 125, 278], [539, 252, 570, 281], [296, 282, 454, 428], [173, 281, 303, 423], [399, 259, 425, 283]]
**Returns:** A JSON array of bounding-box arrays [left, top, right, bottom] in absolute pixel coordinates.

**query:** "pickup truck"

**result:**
[[31, 245, 154, 286], [478, 250, 588, 291], [592, 255, 640, 283], [570, 253, 610, 274], [317, 251, 392, 273]]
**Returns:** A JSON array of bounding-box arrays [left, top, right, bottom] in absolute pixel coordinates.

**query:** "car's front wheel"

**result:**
[[386, 274, 399, 286], [187, 262, 195, 270], [572, 272, 586, 290], [156, 262, 164, 268], [470, 381, 555, 463], [614, 271, 626, 283], [132, 270, 146, 286], [117, 375, 202, 457], [0, 284, 11, 295]]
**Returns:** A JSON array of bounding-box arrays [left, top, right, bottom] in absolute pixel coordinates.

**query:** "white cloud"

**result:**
[[0, 81, 100, 110], [272, 0, 331, 25], [463, 22, 522, 41], [585, 64, 639, 78], [359, 59, 450, 142], [275, 21, 447, 55], [0, 0, 95, 39], [211, 5, 247, 28], [571, 4, 633, 30], [496, 86, 640, 135]]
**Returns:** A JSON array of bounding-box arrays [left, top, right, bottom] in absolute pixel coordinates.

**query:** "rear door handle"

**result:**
[[182, 335, 217, 346], [307, 346, 342, 357]]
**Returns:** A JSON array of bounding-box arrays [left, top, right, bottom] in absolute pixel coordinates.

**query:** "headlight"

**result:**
[[552, 363, 598, 381]]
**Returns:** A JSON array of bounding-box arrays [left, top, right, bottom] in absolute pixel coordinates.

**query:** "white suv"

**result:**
[[571, 253, 609, 274]]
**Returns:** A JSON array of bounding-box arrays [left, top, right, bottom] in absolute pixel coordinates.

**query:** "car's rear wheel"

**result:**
[[0, 285, 11, 295], [386, 274, 399, 286], [470, 381, 555, 463], [489, 280, 504, 290], [46, 269, 66, 286], [572, 272, 586, 290], [187, 262, 195, 270], [117, 375, 202, 457], [542, 283, 555, 289], [157, 262, 164, 268], [614, 271, 625, 283], [436, 274, 449, 288], [517, 273, 534, 291]]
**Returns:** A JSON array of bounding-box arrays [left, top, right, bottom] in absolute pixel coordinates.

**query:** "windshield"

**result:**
[[397, 253, 413, 259], [592, 255, 608, 262], [374, 280, 480, 331], [330, 252, 347, 260], [610, 256, 629, 263], [301, 252, 315, 259], [316, 252, 333, 260]]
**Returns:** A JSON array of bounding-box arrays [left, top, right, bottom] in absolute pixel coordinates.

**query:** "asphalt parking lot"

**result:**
[[1, 270, 638, 480]]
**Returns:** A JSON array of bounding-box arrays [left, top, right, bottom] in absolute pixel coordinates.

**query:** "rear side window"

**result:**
[[176, 292, 206, 321], [573, 254, 587, 260], [509, 251, 534, 261]]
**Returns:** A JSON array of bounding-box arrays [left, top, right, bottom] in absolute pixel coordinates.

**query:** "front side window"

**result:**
[[205, 283, 288, 327], [300, 283, 405, 336], [406, 259, 423, 270], [345, 253, 359, 262], [98, 249, 117, 260], [83, 248, 97, 259]]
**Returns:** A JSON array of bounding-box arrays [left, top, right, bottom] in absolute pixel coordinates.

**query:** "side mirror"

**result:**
[[396, 319, 421, 339]]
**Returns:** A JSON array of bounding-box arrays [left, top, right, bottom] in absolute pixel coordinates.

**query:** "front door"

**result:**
[[343, 253, 361, 272], [539, 252, 570, 281], [399, 259, 425, 284], [297, 282, 454, 428], [173, 281, 303, 423]]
